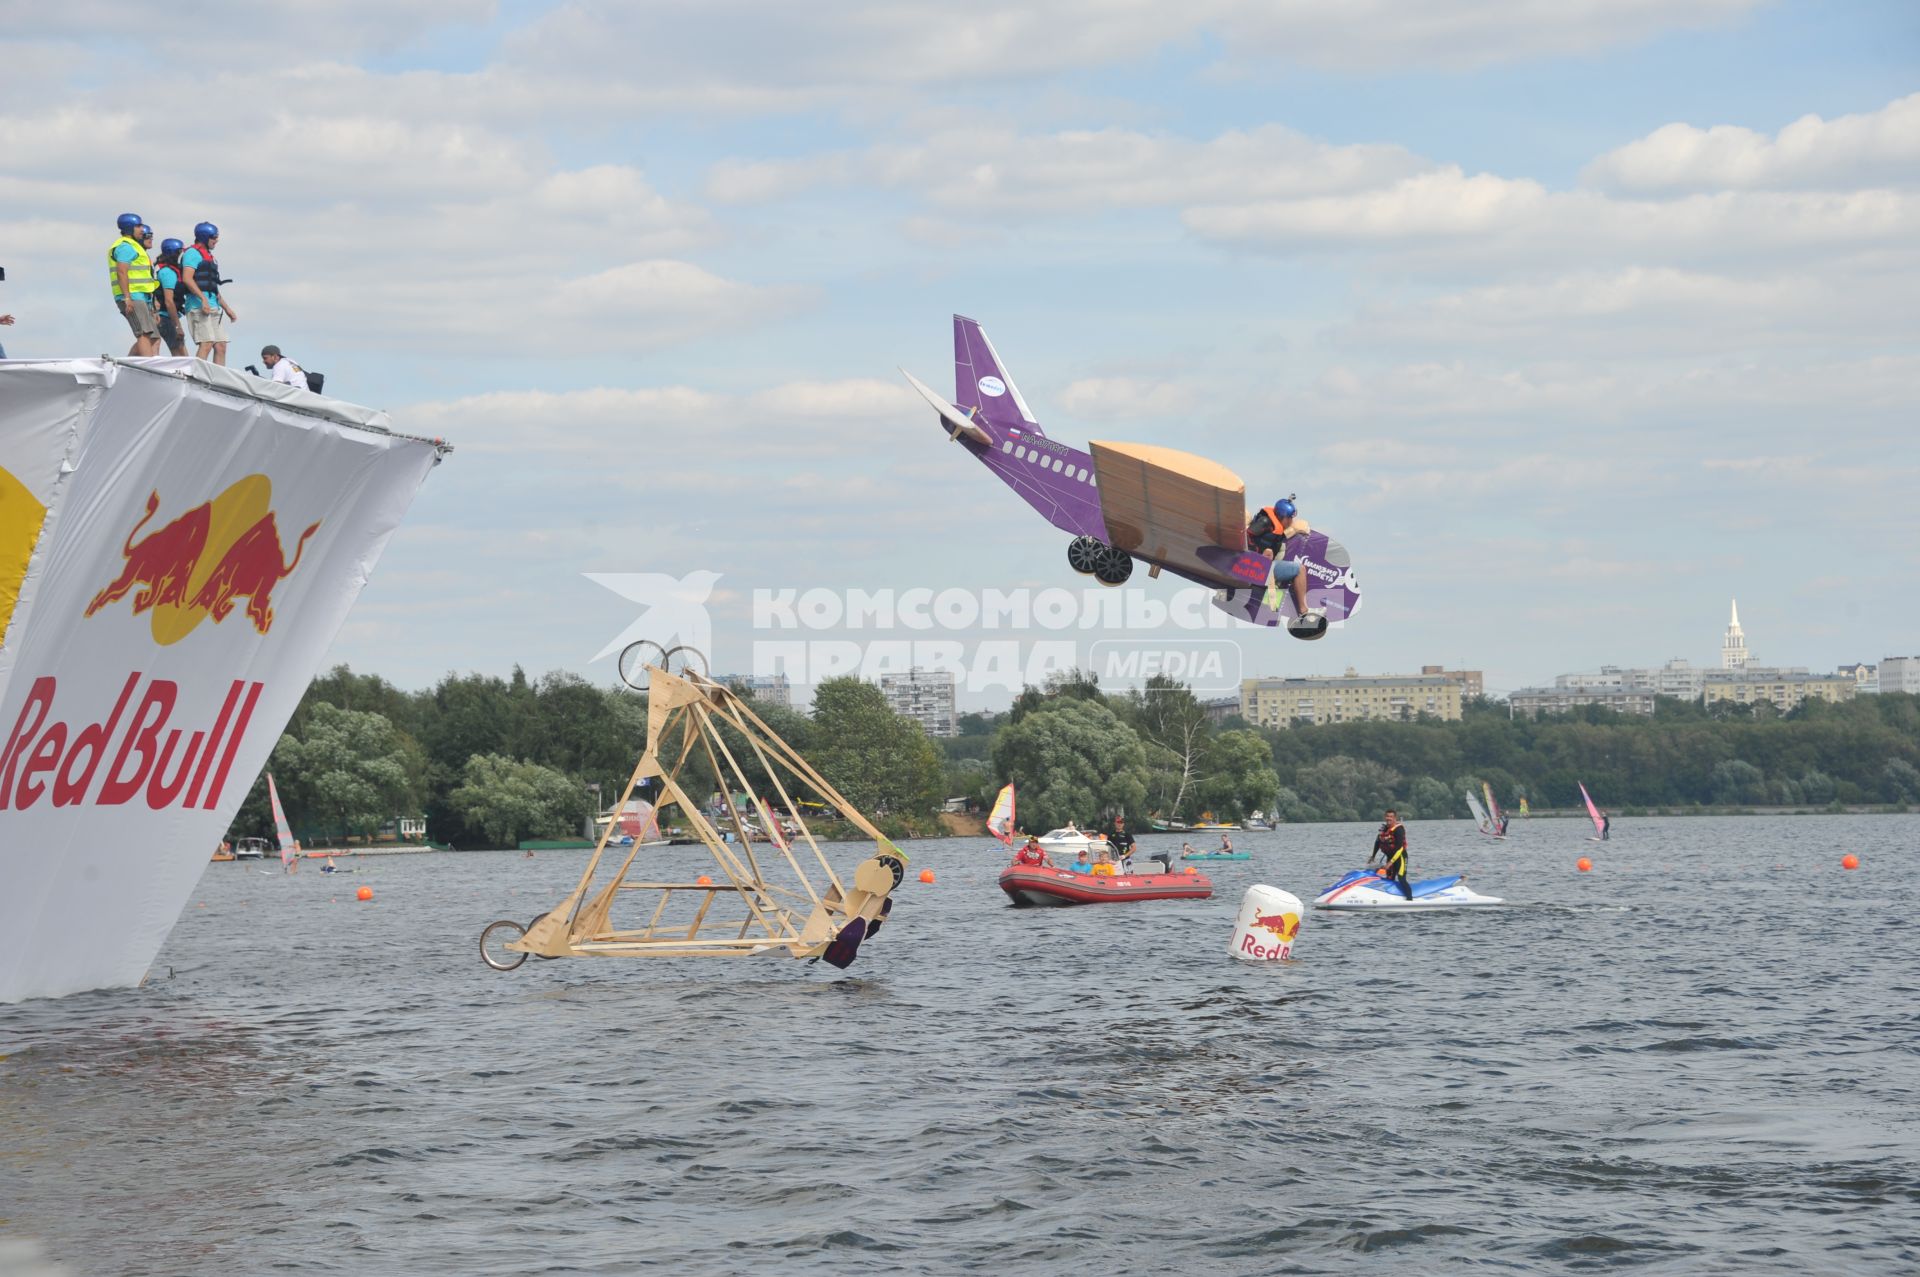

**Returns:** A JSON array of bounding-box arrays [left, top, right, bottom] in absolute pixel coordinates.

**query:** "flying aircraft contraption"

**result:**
[[480, 645, 905, 971]]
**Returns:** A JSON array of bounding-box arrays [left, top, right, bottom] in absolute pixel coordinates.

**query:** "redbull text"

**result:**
[[0, 673, 263, 812]]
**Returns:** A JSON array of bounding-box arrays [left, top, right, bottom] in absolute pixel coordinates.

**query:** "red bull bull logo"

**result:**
[[85, 476, 319, 644], [1253, 911, 1300, 943], [1238, 908, 1300, 960]]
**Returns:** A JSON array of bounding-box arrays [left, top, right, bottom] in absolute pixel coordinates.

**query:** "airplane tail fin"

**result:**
[[954, 315, 1044, 437]]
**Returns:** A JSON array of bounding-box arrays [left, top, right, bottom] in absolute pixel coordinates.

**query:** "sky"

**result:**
[[2, 1, 1915, 708]]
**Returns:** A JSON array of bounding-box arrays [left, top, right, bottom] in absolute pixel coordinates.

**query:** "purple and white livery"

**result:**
[[902, 315, 1362, 635]]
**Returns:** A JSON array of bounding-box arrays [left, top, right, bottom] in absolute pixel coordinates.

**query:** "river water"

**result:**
[[2, 814, 1916, 1275]]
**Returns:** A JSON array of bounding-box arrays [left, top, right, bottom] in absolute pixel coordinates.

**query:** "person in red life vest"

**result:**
[[1246, 497, 1322, 621], [1014, 835, 1050, 868]]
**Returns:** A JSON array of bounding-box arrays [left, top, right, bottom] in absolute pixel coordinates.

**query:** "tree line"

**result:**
[[228, 664, 1920, 848]]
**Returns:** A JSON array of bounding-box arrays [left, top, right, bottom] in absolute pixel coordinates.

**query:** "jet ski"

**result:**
[[1312, 868, 1502, 911]]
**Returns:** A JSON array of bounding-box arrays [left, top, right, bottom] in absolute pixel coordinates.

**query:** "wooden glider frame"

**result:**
[[497, 665, 907, 965]]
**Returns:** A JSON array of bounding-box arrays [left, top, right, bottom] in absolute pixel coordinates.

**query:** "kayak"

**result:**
[[1312, 868, 1502, 911], [1180, 852, 1250, 861], [998, 864, 1213, 906]]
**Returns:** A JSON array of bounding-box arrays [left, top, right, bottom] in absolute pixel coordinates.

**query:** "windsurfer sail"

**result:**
[[268, 772, 300, 873], [1465, 789, 1498, 837], [1482, 782, 1508, 835], [1579, 783, 1607, 840], [987, 782, 1016, 845]]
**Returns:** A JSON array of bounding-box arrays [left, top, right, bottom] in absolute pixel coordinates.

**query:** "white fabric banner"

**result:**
[[0, 359, 444, 1003]]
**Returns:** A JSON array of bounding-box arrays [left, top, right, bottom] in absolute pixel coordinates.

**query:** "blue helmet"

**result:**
[[117, 212, 143, 233], [194, 221, 219, 243], [1271, 498, 1298, 520], [160, 237, 184, 254]]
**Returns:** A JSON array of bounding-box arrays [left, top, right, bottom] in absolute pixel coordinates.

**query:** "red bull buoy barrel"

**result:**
[[1230, 884, 1303, 962]]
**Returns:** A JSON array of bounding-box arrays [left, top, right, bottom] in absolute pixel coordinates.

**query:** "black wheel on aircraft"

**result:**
[[1093, 545, 1134, 586], [480, 919, 528, 971], [1066, 535, 1104, 575]]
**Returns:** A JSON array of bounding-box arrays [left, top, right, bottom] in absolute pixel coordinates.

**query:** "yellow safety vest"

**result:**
[[107, 236, 158, 300]]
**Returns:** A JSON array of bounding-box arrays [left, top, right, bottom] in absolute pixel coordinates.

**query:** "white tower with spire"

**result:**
[[1722, 599, 1749, 670]]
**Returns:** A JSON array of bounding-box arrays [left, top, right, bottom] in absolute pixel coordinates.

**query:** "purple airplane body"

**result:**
[[904, 315, 1363, 632]]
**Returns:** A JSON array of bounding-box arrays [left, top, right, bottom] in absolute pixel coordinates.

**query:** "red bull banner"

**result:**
[[0, 358, 446, 1003]]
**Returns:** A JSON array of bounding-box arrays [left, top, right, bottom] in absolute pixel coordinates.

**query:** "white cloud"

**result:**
[[1584, 92, 1920, 193], [1059, 377, 1190, 420]]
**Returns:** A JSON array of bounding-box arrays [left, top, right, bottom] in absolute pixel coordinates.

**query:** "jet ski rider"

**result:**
[[1368, 810, 1414, 900], [1246, 497, 1320, 619]]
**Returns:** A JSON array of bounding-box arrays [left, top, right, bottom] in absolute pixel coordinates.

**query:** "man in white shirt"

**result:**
[[260, 344, 304, 388]]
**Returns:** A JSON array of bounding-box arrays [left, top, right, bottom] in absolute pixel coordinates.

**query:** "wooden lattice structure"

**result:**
[[480, 660, 906, 970]]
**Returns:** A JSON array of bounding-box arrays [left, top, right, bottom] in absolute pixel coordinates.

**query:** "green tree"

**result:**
[[448, 754, 585, 848], [272, 704, 418, 840], [1710, 759, 1767, 805], [1293, 755, 1401, 823], [990, 697, 1150, 831], [1125, 675, 1212, 819], [808, 677, 943, 818], [1195, 729, 1278, 821]]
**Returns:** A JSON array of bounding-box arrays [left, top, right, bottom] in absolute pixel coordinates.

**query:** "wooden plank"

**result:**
[[1088, 440, 1249, 586]]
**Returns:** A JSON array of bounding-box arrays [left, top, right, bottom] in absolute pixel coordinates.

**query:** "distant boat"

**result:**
[[1464, 790, 1505, 839], [1189, 812, 1236, 830], [1147, 813, 1189, 832], [268, 773, 300, 874], [1579, 782, 1609, 841], [232, 836, 270, 861], [986, 783, 1016, 845]]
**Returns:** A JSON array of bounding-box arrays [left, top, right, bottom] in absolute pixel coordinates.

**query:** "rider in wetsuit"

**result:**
[[1368, 810, 1414, 900]]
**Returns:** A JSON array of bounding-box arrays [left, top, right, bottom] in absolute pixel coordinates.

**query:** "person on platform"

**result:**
[[1107, 816, 1135, 873], [177, 222, 236, 365], [1245, 497, 1320, 619], [1180, 841, 1200, 858], [259, 344, 305, 387], [1219, 833, 1234, 853], [1367, 809, 1414, 901], [108, 212, 161, 356], [152, 237, 188, 356], [1601, 812, 1611, 841]]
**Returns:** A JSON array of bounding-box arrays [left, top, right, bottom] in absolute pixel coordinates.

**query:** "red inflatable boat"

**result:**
[[998, 863, 1214, 906]]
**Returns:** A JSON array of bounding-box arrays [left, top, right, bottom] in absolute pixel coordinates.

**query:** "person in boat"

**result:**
[[1067, 850, 1093, 874], [1367, 810, 1414, 900], [1245, 497, 1320, 619], [1014, 835, 1051, 868], [1107, 816, 1135, 873], [321, 857, 341, 874], [1089, 846, 1118, 877]]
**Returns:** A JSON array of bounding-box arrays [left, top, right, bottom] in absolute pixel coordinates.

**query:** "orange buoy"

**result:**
[[1184, 866, 1198, 876], [696, 875, 713, 887], [1576, 857, 1592, 872], [918, 868, 935, 884], [1841, 854, 1859, 870], [355, 885, 373, 901]]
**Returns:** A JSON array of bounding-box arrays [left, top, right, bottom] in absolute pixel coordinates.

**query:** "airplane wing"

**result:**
[[900, 368, 992, 446], [1088, 440, 1264, 588]]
